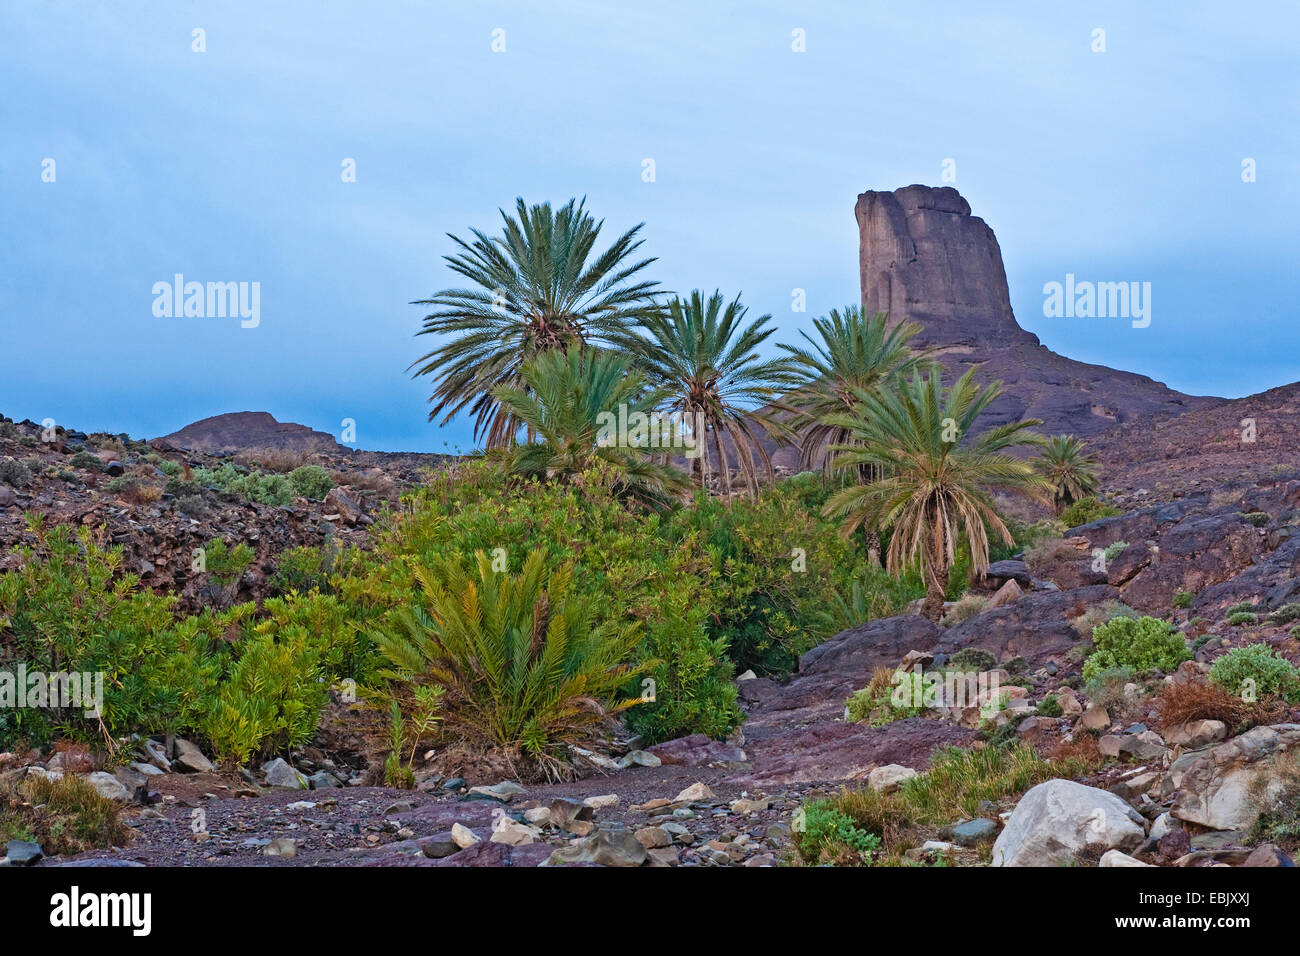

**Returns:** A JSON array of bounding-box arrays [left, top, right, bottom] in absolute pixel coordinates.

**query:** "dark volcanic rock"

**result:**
[[729, 718, 974, 788], [938, 584, 1121, 667], [855, 185, 1219, 437]]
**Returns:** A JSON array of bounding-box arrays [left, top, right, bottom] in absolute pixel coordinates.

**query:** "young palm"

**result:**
[[822, 368, 1047, 620], [780, 306, 934, 478], [493, 347, 692, 508], [623, 290, 797, 497], [409, 198, 662, 449], [1035, 434, 1100, 514], [373, 549, 648, 781]]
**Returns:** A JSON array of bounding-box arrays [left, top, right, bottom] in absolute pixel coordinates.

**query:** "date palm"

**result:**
[[622, 290, 797, 497], [493, 347, 692, 508], [822, 368, 1047, 620], [780, 306, 934, 478], [409, 198, 662, 449], [1035, 434, 1100, 514]]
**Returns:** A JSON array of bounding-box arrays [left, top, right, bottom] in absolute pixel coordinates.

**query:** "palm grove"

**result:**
[[410, 198, 1098, 621], [0, 198, 1105, 785]]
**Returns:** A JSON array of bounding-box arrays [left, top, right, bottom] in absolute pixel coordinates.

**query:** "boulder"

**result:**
[[991, 779, 1147, 866], [1164, 719, 1228, 749], [986, 578, 1023, 609], [867, 764, 918, 793], [172, 738, 214, 773], [1172, 724, 1300, 831], [1099, 849, 1154, 867], [983, 560, 1032, 587], [939, 585, 1122, 670], [261, 758, 308, 790], [545, 827, 647, 867], [84, 771, 130, 802]]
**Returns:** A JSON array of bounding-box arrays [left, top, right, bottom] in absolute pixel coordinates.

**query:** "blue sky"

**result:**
[[2, 1, 1297, 451]]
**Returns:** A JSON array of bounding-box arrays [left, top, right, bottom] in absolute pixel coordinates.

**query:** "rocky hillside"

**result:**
[[0, 413, 446, 610], [1088, 381, 1300, 502]]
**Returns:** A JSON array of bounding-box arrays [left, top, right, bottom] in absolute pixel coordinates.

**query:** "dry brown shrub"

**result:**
[[235, 447, 311, 473], [1155, 678, 1285, 732]]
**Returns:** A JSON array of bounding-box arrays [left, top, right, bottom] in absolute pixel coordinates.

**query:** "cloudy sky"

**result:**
[[3, 1, 1296, 451]]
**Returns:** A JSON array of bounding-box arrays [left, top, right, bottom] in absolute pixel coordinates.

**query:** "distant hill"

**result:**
[[157, 411, 346, 454]]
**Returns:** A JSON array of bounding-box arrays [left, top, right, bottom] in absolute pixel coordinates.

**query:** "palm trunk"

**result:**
[[920, 540, 949, 621]]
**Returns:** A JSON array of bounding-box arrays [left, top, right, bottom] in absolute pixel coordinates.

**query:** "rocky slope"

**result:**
[[0, 413, 445, 610]]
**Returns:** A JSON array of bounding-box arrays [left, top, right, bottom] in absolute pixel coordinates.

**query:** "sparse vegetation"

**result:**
[[1082, 615, 1191, 683], [1058, 495, 1121, 528], [1208, 643, 1300, 704]]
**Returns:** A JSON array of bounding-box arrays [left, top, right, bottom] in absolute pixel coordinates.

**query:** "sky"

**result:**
[[2, 1, 1297, 452]]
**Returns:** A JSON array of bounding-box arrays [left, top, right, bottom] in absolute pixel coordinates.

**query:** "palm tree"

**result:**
[[409, 198, 662, 449], [493, 347, 692, 508], [822, 368, 1047, 621], [780, 306, 934, 478], [621, 290, 797, 497], [1035, 435, 1100, 514]]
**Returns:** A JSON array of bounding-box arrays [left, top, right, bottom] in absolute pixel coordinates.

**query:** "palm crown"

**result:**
[[493, 347, 692, 508], [622, 289, 797, 497], [780, 307, 934, 478], [1035, 434, 1100, 514], [410, 198, 662, 449]]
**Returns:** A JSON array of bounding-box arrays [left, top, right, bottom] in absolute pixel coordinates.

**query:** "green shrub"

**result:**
[[1036, 693, 1062, 718], [68, 451, 102, 472], [622, 591, 741, 744], [1059, 496, 1122, 528], [202, 538, 255, 593], [270, 545, 337, 595], [1173, 590, 1195, 609], [846, 670, 925, 727], [0, 520, 222, 745], [1082, 615, 1190, 683], [948, 648, 997, 672], [1226, 611, 1258, 626], [794, 801, 882, 865], [202, 629, 327, 767], [288, 465, 334, 500], [1208, 644, 1300, 704], [1227, 601, 1258, 615], [666, 479, 916, 676], [0, 458, 32, 488], [1242, 511, 1270, 527], [1269, 603, 1300, 624], [193, 462, 294, 506], [1103, 540, 1129, 562]]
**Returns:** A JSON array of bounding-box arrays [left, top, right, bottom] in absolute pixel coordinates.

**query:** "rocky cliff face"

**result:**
[[856, 185, 1220, 435]]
